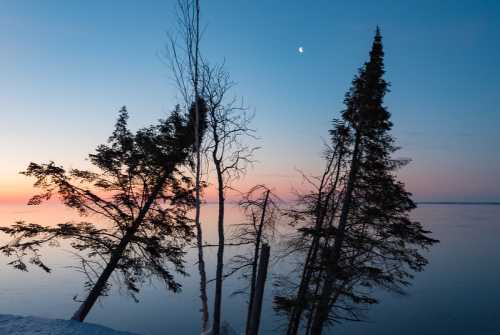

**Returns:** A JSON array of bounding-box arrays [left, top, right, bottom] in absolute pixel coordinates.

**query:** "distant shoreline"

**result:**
[[417, 202, 500, 206]]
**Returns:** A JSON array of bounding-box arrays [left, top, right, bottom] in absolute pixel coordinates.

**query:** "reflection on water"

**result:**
[[1, 204, 500, 334]]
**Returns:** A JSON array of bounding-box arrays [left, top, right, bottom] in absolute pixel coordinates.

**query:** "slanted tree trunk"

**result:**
[[246, 189, 270, 334], [71, 169, 171, 322], [309, 132, 361, 334], [247, 244, 271, 335], [286, 146, 344, 335]]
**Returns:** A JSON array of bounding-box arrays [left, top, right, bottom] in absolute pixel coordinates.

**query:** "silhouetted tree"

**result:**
[[280, 121, 352, 335], [222, 185, 280, 334], [247, 243, 271, 335], [0, 101, 207, 322], [276, 28, 438, 335], [166, 0, 210, 331], [167, 3, 256, 332], [203, 63, 257, 335]]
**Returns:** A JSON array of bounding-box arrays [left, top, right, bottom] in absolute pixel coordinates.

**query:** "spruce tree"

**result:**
[[276, 28, 438, 335], [309, 27, 438, 334]]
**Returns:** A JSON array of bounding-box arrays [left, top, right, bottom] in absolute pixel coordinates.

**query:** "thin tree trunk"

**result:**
[[286, 161, 333, 334], [71, 169, 171, 322], [195, 155, 209, 332], [192, 0, 209, 331], [304, 272, 322, 335], [246, 189, 270, 334], [309, 132, 362, 334], [287, 146, 344, 335], [212, 159, 225, 335], [247, 244, 271, 335]]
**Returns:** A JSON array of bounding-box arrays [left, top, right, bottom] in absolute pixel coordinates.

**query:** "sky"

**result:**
[[0, 0, 499, 203]]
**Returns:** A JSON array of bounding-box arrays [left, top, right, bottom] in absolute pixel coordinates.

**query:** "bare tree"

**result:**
[[165, 0, 210, 331], [166, 4, 257, 333], [228, 185, 280, 334], [202, 63, 258, 335]]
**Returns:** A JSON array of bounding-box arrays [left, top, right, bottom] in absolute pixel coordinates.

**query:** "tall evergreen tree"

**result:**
[[309, 27, 438, 334], [277, 28, 438, 335]]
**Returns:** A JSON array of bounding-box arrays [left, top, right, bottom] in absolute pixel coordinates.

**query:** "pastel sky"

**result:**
[[0, 0, 499, 203]]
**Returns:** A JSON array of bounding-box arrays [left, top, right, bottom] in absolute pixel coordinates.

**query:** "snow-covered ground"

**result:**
[[0, 314, 241, 335], [0, 314, 137, 335]]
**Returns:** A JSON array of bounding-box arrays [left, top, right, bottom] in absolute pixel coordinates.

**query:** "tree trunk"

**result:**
[[194, 151, 209, 332], [287, 146, 344, 335], [246, 190, 270, 334], [309, 132, 361, 334], [247, 244, 271, 335], [192, 0, 209, 331], [71, 170, 170, 322], [212, 161, 225, 335]]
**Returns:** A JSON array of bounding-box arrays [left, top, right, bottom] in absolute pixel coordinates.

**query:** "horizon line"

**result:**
[[416, 201, 500, 205]]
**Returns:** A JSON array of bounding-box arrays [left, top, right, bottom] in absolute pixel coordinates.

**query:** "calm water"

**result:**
[[1, 203, 499, 334]]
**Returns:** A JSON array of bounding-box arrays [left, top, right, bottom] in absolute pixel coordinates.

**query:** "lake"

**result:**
[[1, 203, 499, 334]]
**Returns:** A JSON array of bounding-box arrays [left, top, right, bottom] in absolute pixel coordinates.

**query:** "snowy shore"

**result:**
[[0, 314, 241, 335], [0, 314, 137, 335]]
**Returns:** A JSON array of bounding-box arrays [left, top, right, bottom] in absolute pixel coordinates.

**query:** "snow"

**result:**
[[202, 322, 239, 335], [0, 314, 241, 335], [0, 314, 138, 335]]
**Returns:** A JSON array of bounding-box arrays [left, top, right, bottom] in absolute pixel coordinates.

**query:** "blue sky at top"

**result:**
[[0, 0, 499, 201]]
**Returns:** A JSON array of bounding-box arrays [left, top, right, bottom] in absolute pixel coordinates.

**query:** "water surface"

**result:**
[[1, 204, 499, 334]]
